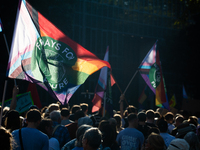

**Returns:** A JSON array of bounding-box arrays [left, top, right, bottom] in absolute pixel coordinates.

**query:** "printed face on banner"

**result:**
[[149, 63, 160, 89], [31, 36, 77, 91]]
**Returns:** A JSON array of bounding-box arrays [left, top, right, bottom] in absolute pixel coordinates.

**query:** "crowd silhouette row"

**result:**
[[0, 85, 200, 150]]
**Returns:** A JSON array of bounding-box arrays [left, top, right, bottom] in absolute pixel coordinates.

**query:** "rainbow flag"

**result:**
[[7, 0, 110, 104], [161, 75, 170, 110], [139, 41, 167, 106], [138, 85, 155, 109], [139, 42, 156, 93], [138, 85, 148, 104], [169, 94, 176, 107]]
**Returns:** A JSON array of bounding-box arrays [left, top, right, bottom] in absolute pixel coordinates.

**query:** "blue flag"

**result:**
[[183, 85, 188, 99], [0, 18, 3, 32]]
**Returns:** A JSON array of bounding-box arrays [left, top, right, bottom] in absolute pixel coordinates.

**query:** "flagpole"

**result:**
[[123, 70, 139, 95], [0, 80, 8, 127], [3, 34, 10, 54], [103, 92, 106, 117], [111, 73, 129, 106], [3, 33, 17, 86]]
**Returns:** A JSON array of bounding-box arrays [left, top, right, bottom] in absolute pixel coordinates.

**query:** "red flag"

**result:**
[[91, 94, 102, 113], [27, 83, 42, 108], [110, 73, 116, 86]]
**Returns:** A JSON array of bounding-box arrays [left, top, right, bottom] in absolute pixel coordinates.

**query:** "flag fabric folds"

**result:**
[[92, 46, 109, 113], [0, 18, 3, 32], [27, 83, 42, 108], [110, 73, 116, 87], [138, 85, 149, 104], [7, 0, 110, 104], [138, 41, 167, 107], [169, 94, 176, 107], [160, 75, 170, 110], [139, 42, 156, 93], [104, 70, 114, 118], [138, 84, 156, 103], [183, 85, 188, 99]]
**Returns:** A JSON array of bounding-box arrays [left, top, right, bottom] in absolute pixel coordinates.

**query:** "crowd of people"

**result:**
[[1, 85, 200, 150]]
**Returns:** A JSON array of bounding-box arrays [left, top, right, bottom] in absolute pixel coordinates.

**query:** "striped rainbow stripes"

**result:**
[[7, 0, 38, 80], [138, 41, 169, 108], [7, 0, 110, 104], [139, 42, 157, 94], [92, 47, 109, 112]]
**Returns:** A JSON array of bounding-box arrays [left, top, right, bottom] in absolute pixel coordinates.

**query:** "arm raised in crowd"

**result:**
[[10, 85, 19, 110]]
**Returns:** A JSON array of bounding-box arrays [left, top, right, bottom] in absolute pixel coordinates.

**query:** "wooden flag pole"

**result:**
[[123, 70, 139, 95], [111, 74, 129, 106], [0, 80, 8, 127], [3, 34, 10, 55], [103, 92, 106, 117]]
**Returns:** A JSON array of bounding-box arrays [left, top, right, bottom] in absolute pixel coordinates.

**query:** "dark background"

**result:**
[[0, 0, 200, 112]]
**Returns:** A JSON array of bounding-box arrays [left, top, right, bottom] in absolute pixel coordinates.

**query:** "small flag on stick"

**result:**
[[0, 18, 3, 32], [138, 41, 169, 109], [169, 94, 176, 108], [92, 46, 109, 113], [183, 85, 188, 99]]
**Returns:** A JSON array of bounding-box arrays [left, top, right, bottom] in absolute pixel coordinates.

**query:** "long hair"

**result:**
[[0, 126, 13, 150]]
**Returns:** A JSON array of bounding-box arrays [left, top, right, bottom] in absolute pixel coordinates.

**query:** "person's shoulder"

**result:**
[[171, 127, 178, 136], [99, 144, 111, 150], [61, 120, 68, 125], [69, 119, 74, 123], [168, 123, 175, 127], [65, 122, 76, 127], [49, 137, 60, 150], [130, 128, 144, 139], [168, 123, 175, 128], [118, 127, 134, 135], [123, 127, 137, 131], [36, 129, 49, 138], [117, 128, 126, 136], [62, 119, 74, 125], [59, 124, 70, 131], [161, 132, 175, 138], [168, 133, 175, 138], [49, 137, 60, 145], [12, 128, 20, 135], [62, 139, 77, 150], [50, 137, 58, 141], [72, 147, 84, 150], [134, 128, 144, 135]]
